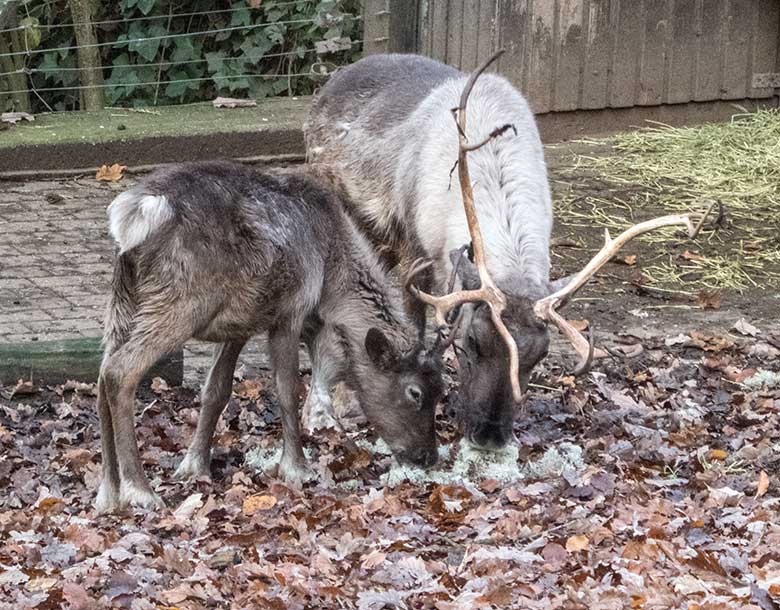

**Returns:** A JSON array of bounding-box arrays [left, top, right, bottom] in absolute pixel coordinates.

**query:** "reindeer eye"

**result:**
[[406, 385, 423, 406]]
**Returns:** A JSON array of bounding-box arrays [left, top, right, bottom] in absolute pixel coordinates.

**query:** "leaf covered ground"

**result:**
[[1, 317, 780, 610]]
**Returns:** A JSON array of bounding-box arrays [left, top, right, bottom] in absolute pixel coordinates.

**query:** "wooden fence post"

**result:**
[[0, 1, 31, 113], [362, 0, 419, 55], [68, 0, 104, 111]]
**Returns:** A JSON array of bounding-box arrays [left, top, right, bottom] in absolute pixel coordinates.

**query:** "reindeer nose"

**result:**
[[469, 422, 511, 451]]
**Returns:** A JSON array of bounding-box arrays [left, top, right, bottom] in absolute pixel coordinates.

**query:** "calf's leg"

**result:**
[[175, 340, 246, 481], [268, 323, 309, 485]]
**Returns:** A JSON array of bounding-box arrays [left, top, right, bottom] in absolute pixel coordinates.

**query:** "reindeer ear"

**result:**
[[547, 274, 576, 295], [449, 247, 480, 290], [365, 328, 400, 370]]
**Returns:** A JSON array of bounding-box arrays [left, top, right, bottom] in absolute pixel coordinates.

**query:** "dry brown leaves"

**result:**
[[0, 316, 778, 609], [95, 163, 127, 182]]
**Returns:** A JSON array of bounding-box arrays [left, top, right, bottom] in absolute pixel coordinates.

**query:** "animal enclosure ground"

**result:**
[[1, 133, 779, 609]]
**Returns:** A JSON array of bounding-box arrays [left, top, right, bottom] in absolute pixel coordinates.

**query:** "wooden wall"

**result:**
[[363, 0, 780, 113]]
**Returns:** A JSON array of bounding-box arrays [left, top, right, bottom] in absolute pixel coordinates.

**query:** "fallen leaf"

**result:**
[[234, 379, 263, 401], [620, 254, 637, 266], [360, 549, 387, 570], [569, 319, 589, 332], [173, 493, 204, 522], [541, 542, 568, 565], [696, 290, 721, 310], [681, 250, 706, 262], [733, 318, 760, 337], [151, 376, 170, 393], [12, 379, 38, 396], [95, 163, 127, 182], [62, 582, 92, 610], [565, 535, 589, 553], [243, 494, 277, 515], [63, 448, 93, 468], [708, 449, 728, 461], [756, 471, 769, 498], [27, 576, 58, 592]]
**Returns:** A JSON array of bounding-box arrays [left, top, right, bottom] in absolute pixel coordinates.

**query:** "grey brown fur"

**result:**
[[306, 54, 562, 450], [96, 161, 443, 512]]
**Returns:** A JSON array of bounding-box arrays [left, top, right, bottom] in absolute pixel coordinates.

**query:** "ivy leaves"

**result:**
[[23, 0, 362, 111]]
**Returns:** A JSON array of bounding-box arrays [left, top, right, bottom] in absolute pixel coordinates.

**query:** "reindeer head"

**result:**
[[355, 327, 445, 467], [407, 50, 719, 451]]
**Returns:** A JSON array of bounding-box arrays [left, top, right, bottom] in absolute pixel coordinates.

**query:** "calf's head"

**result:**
[[357, 328, 444, 467]]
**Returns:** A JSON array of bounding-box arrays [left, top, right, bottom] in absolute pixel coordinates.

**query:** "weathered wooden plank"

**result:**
[[477, 0, 498, 67], [430, 0, 449, 62], [749, 0, 778, 97], [526, 0, 556, 113], [609, 0, 642, 107], [694, 0, 725, 101], [667, 0, 697, 103], [459, 0, 481, 71], [722, 0, 755, 99], [0, 338, 183, 386], [581, 0, 612, 109], [638, 0, 671, 105], [553, 0, 585, 111], [361, 0, 389, 55], [497, 0, 529, 89], [446, 0, 465, 67], [387, 0, 419, 54]]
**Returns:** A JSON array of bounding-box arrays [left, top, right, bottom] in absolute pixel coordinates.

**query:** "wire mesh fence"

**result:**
[[0, 0, 363, 113]]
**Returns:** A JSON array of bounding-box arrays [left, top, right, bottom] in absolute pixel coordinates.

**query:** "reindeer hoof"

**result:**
[[119, 480, 165, 510], [174, 451, 211, 481], [94, 478, 121, 514], [277, 455, 313, 487], [301, 408, 340, 435]]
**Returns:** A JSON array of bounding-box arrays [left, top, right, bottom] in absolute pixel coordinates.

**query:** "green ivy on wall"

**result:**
[[14, 0, 361, 111]]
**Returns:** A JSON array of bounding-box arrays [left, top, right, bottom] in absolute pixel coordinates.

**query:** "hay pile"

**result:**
[[557, 109, 780, 292]]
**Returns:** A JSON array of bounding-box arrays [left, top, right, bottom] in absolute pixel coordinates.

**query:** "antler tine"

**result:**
[[405, 257, 484, 327], [534, 203, 722, 375]]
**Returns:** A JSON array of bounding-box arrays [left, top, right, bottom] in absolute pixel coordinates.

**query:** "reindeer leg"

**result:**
[[175, 340, 246, 481], [268, 321, 310, 486], [100, 312, 192, 511]]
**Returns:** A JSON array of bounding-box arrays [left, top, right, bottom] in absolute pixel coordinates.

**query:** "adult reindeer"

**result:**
[[306, 51, 715, 450]]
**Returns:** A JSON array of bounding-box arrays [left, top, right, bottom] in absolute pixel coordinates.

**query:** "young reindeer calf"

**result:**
[[96, 161, 444, 512]]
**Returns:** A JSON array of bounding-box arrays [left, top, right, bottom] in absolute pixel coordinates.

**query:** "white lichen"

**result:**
[[521, 442, 585, 479], [743, 369, 780, 389], [246, 437, 587, 489]]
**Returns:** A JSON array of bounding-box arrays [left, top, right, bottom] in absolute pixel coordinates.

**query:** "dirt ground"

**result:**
[[0, 142, 779, 609]]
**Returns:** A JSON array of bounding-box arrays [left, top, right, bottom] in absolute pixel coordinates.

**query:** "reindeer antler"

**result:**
[[406, 49, 527, 403], [534, 201, 721, 374]]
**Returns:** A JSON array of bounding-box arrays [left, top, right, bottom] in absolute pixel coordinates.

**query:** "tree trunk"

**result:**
[[0, 2, 31, 112], [68, 0, 104, 111]]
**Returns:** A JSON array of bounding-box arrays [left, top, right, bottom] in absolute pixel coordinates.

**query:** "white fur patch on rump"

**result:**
[[107, 191, 172, 253]]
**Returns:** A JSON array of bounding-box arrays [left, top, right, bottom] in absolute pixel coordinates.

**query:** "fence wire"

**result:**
[[0, 1, 362, 110]]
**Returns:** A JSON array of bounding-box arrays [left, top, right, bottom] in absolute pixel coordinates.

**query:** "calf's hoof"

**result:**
[[301, 408, 340, 435], [277, 454, 313, 487], [119, 480, 165, 510], [94, 479, 121, 514], [174, 451, 211, 481]]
